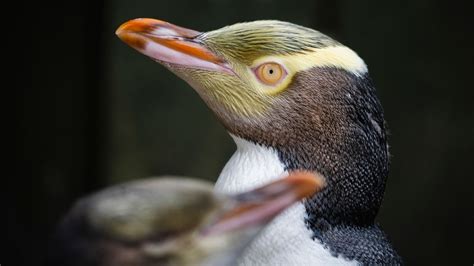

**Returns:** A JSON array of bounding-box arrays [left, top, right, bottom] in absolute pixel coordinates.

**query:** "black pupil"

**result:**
[[269, 69, 274, 74]]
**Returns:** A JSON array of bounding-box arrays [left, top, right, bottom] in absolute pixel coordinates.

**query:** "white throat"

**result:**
[[215, 135, 287, 193], [215, 135, 357, 265]]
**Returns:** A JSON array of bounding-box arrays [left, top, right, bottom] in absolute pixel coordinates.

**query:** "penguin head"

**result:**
[[50, 173, 323, 266], [116, 19, 365, 123], [116, 19, 389, 226]]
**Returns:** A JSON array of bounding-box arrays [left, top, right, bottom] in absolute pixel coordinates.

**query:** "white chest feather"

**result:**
[[215, 136, 357, 265]]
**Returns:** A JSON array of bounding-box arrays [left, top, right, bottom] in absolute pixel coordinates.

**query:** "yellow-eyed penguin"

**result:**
[[116, 19, 402, 265]]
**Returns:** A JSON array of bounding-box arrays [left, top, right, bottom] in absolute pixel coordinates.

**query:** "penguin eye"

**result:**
[[254, 62, 287, 86]]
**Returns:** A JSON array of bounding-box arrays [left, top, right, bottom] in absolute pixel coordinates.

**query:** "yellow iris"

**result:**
[[256, 62, 286, 85]]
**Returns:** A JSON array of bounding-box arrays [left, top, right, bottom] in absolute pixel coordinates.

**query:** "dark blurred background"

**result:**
[[13, 0, 472, 265]]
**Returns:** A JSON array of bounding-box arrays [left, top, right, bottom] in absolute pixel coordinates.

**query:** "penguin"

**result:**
[[48, 173, 323, 266], [116, 19, 402, 264]]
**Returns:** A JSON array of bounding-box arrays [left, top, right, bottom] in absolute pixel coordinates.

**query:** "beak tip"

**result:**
[[115, 21, 131, 39], [287, 171, 326, 199], [115, 18, 146, 38]]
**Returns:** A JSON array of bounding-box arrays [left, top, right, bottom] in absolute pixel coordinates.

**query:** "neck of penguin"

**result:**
[[215, 134, 350, 265], [216, 135, 359, 265]]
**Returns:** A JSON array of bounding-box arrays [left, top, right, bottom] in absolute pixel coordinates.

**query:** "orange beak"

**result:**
[[116, 18, 232, 73], [202, 171, 326, 235]]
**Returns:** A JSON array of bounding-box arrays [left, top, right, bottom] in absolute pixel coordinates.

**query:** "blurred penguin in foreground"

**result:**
[[48, 172, 324, 266]]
